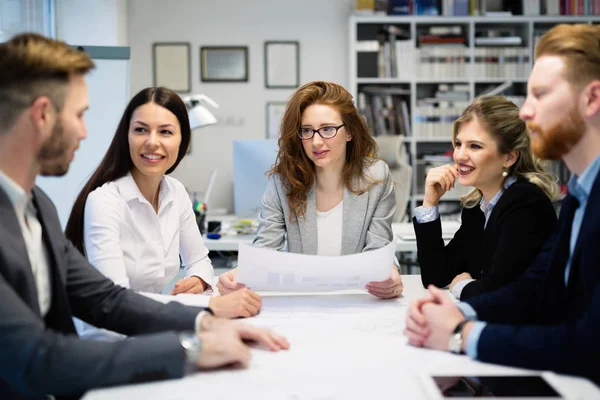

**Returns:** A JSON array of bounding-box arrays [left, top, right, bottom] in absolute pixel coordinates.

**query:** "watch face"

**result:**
[[180, 333, 202, 361], [449, 333, 462, 354]]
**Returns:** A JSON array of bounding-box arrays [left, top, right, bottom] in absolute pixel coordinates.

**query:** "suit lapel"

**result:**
[[0, 186, 41, 316], [571, 173, 600, 259], [31, 188, 76, 333], [297, 186, 318, 255], [568, 173, 600, 289], [32, 189, 65, 284], [341, 186, 368, 255]]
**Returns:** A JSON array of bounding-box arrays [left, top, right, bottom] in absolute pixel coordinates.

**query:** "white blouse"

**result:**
[[316, 200, 343, 256], [84, 172, 214, 294]]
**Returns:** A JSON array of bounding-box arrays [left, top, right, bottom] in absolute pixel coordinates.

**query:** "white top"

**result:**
[[0, 170, 51, 316], [84, 172, 214, 294], [316, 200, 343, 256]]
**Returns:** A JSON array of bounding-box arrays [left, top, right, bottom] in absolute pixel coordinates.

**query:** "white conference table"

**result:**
[[203, 218, 461, 253], [83, 275, 600, 400]]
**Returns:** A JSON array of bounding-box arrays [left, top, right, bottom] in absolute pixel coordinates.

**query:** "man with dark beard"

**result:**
[[405, 23, 600, 382], [0, 33, 288, 400]]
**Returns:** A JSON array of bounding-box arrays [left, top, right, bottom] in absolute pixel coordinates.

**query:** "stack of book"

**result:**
[[358, 86, 411, 137], [472, 47, 531, 79], [413, 83, 470, 139], [355, 25, 413, 79], [416, 25, 469, 79]]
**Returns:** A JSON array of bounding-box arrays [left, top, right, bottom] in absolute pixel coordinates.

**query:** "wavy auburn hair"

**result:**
[[270, 81, 379, 219]]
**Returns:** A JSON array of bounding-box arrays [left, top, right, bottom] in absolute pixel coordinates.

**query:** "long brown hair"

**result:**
[[452, 96, 559, 208], [271, 81, 379, 219], [65, 87, 191, 255]]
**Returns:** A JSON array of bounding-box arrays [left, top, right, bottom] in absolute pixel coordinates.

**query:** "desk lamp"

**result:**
[[182, 94, 219, 130], [182, 95, 219, 233]]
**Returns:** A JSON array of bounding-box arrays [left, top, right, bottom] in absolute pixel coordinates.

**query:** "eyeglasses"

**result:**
[[297, 124, 345, 140]]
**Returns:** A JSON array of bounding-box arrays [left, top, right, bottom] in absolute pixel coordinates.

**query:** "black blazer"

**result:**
[[0, 186, 206, 399], [465, 170, 600, 382], [413, 180, 557, 299]]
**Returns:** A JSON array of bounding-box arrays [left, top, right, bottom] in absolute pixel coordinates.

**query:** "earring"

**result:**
[[502, 171, 508, 177]]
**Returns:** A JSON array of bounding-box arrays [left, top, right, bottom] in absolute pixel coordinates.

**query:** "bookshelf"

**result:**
[[350, 15, 600, 218]]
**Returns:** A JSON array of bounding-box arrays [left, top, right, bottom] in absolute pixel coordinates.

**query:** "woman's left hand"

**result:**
[[366, 266, 403, 299], [449, 272, 472, 293], [171, 276, 208, 295]]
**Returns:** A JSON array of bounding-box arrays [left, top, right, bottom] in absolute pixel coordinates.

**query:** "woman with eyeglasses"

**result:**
[[218, 81, 403, 299]]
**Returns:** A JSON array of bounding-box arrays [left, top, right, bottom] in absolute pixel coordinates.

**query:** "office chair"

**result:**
[[373, 135, 412, 222]]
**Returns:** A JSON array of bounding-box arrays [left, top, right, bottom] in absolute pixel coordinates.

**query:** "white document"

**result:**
[[236, 241, 395, 292], [140, 292, 211, 307]]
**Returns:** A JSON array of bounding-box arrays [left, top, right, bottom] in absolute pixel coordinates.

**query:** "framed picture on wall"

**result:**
[[201, 46, 249, 82], [152, 42, 191, 93], [266, 101, 287, 139], [264, 41, 299, 89]]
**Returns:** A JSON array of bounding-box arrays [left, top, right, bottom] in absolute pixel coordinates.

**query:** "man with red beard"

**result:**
[[405, 23, 600, 382]]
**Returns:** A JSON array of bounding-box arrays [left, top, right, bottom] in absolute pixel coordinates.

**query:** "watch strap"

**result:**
[[449, 319, 469, 354]]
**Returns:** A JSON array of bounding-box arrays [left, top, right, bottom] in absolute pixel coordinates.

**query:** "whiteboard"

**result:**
[[36, 49, 130, 229]]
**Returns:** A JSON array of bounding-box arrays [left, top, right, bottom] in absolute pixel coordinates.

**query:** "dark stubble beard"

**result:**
[[37, 119, 71, 177], [527, 106, 585, 160]]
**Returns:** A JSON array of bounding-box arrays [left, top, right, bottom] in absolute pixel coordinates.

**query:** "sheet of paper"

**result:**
[[236, 241, 395, 292], [140, 292, 211, 307]]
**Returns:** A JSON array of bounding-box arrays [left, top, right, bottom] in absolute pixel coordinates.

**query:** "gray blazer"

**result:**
[[253, 159, 396, 255], [0, 186, 206, 399]]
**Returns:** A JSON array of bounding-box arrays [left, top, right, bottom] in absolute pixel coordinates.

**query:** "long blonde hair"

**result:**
[[453, 96, 559, 208]]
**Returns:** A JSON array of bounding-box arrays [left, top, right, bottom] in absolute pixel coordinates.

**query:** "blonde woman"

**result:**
[[413, 95, 559, 300]]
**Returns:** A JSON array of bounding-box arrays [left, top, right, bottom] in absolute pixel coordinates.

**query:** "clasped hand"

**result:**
[[404, 285, 466, 351]]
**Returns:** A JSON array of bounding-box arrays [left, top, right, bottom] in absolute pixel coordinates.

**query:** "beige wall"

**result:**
[[127, 0, 354, 213]]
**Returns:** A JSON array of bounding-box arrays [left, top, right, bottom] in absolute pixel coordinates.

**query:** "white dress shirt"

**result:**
[[0, 170, 52, 316], [84, 172, 214, 293], [316, 200, 343, 256]]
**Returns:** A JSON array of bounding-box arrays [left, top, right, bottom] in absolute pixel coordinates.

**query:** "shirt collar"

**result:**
[[568, 153, 600, 204], [480, 176, 517, 212], [116, 172, 175, 209], [0, 169, 30, 210]]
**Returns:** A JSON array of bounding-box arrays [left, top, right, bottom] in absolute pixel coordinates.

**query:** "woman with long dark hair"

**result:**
[[66, 87, 261, 320]]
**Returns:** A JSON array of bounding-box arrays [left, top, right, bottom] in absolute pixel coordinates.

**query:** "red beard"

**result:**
[[528, 106, 585, 160]]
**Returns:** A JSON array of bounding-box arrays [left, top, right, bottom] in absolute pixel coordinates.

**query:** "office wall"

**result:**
[[127, 0, 354, 214], [55, 0, 128, 45]]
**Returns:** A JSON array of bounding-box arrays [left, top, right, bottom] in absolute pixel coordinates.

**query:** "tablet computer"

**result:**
[[419, 373, 566, 399]]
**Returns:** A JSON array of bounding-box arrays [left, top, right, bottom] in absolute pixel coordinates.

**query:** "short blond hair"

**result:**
[[535, 24, 600, 90], [0, 33, 95, 132]]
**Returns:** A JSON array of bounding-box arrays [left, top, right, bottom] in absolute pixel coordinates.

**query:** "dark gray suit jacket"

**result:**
[[0, 186, 206, 399]]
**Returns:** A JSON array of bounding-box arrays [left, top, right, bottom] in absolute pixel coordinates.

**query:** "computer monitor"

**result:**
[[233, 139, 279, 218]]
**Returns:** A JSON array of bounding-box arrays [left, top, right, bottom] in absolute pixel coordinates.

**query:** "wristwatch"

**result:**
[[448, 320, 469, 354], [179, 331, 203, 364]]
